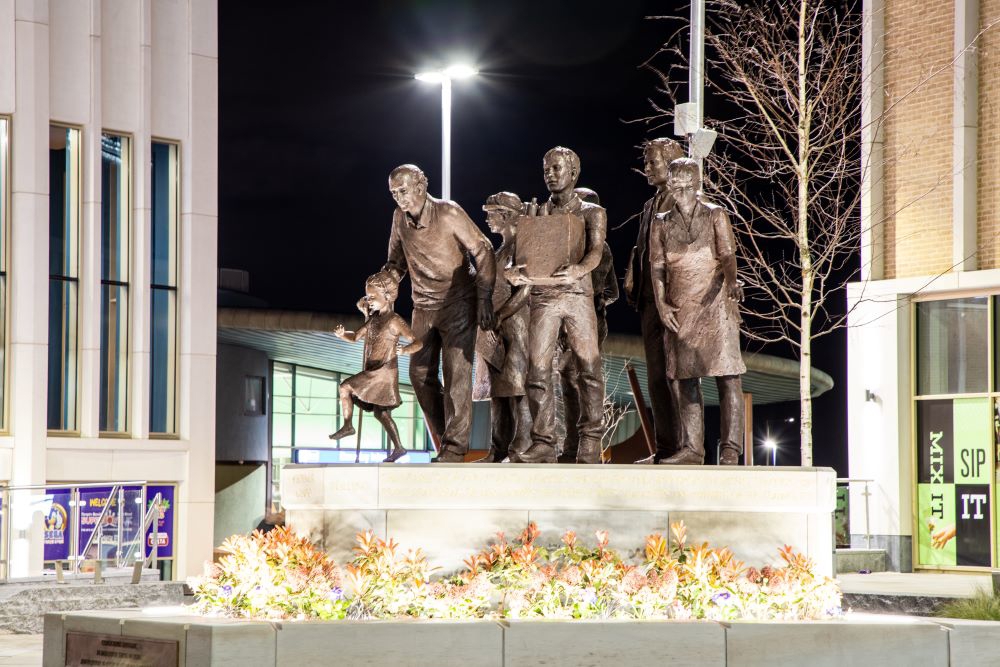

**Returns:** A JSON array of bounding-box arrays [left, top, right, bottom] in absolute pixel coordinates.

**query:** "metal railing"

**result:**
[[0, 481, 159, 583], [836, 478, 874, 549]]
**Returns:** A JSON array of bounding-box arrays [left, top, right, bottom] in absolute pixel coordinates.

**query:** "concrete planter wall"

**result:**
[[44, 609, 999, 667], [281, 464, 838, 577]]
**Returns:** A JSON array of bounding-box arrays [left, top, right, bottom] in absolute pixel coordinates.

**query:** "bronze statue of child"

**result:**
[[328, 271, 422, 463]]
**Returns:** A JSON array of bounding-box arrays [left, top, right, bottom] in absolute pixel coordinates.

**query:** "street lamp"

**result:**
[[764, 438, 777, 466], [414, 64, 478, 201]]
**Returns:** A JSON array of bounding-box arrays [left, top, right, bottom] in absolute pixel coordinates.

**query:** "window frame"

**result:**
[[98, 131, 133, 436], [148, 138, 181, 438], [0, 115, 10, 434], [46, 122, 84, 436], [910, 290, 999, 572]]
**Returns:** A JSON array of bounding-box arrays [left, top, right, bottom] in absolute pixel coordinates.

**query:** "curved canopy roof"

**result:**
[[217, 308, 833, 407]]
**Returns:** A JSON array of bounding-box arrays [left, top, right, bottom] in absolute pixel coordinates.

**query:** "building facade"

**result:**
[[849, 0, 1000, 571], [0, 0, 217, 579]]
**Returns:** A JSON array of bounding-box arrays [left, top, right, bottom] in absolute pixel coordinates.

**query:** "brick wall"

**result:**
[[882, 0, 954, 279], [978, 0, 1000, 269]]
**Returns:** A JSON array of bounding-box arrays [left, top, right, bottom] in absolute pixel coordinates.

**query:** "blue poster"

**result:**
[[145, 485, 175, 559], [43, 488, 72, 561]]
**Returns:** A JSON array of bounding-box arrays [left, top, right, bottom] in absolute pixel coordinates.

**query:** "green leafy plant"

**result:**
[[936, 590, 1000, 621], [189, 525, 348, 620], [191, 521, 841, 622]]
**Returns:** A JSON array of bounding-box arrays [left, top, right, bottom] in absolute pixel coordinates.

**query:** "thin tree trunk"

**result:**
[[798, 0, 814, 467]]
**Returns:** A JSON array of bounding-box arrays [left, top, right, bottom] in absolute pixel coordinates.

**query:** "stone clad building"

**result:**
[[0, 0, 217, 579], [849, 0, 1000, 571]]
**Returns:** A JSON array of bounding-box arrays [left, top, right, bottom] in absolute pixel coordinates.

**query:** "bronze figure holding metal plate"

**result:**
[[472, 191, 532, 463], [382, 164, 497, 462], [507, 147, 607, 464], [648, 158, 746, 465]]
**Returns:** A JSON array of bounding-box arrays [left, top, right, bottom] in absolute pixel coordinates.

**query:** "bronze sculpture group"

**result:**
[[331, 141, 746, 467]]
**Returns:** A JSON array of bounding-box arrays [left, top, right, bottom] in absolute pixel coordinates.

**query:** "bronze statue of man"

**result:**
[[508, 147, 607, 464], [382, 164, 497, 462], [472, 191, 532, 463], [625, 138, 685, 464], [648, 158, 746, 465], [557, 187, 618, 464]]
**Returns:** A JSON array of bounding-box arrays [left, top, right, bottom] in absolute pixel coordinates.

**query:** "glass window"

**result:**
[[100, 134, 130, 432], [47, 126, 81, 431], [292, 366, 339, 447], [916, 297, 989, 396], [244, 376, 265, 416], [150, 142, 178, 434], [0, 117, 7, 431]]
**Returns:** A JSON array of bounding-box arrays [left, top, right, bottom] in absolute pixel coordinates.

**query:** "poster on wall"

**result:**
[[916, 398, 993, 567], [43, 488, 72, 561], [145, 485, 175, 560], [40, 485, 176, 563]]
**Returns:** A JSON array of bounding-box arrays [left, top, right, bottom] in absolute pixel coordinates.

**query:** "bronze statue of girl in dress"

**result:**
[[328, 271, 422, 463]]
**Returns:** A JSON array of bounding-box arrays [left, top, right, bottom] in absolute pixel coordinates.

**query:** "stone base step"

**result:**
[[836, 547, 887, 574], [0, 581, 188, 634]]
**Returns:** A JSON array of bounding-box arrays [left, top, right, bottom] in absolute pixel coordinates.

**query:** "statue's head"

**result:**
[[543, 146, 580, 195], [364, 271, 399, 313], [482, 191, 523, 235], [388, 164, 428, 217], [574, 187, 600, 206], [667, 157, 702, 209], [643, 138, 683, 188]]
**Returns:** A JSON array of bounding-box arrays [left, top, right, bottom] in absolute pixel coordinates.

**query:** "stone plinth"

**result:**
[[281, 464, 837, 576], [43, 610, 998, 667]]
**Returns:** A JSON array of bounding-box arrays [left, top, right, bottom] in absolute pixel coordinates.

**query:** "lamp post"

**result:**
[[414, 64, 478, 201], [764, 439, 777, 466]]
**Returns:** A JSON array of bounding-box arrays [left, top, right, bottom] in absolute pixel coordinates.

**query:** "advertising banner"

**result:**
[[41, 484, 176, 563], [145, 485, 175, 559], [43, 488, 72, 562], [917, 398, 993, 567]]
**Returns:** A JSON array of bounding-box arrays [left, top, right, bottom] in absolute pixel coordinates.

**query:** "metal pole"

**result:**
[[689, 0, 705, 131], [689, 0, 706, 166], [71, 487, 80, 576], [116, 487, 124, 567], [441, 77, 452, 201], [771, 447, 776, 466], [625, 364, 655, 457], [1, 488, 8, 582]]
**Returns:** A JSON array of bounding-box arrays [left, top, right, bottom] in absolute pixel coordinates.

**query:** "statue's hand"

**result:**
[[728, 279, 744, 303], [482, 328, 500, 349], [478, 298, 497, 331], [505, 264, 530, 286], [551, 263, 587, 282], [658, 305, 680, 333], [334, 324, 346, 338]]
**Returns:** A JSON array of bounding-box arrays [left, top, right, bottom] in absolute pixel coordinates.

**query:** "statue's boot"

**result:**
[[556, 448, 577, 464], [328, 423, 355, 440], [383, 447, 408, 463], [658, 447, 704, 465], [575, 439, 602, 464], [518, 443, 557, 464], [473, 447, 508, 463], [719, 445, 741, 466], [432, 447, 466, 463]]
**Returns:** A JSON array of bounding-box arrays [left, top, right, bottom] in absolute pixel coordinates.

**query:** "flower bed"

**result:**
[[189, 522, 841, 622]]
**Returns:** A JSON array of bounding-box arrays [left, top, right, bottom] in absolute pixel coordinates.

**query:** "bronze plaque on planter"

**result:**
[[514, 213, 585, 285], [65, 631, 179, 667]]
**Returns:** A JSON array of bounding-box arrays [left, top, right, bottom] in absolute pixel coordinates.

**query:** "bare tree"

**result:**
[[644, 0, 862, 466]]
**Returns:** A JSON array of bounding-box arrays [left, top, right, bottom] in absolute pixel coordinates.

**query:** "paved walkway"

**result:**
[[838, 571, 993, 598], [0, 634, 41, 666]]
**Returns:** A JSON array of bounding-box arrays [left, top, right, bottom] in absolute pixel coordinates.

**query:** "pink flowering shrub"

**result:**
[[191, 522, 841, 621]]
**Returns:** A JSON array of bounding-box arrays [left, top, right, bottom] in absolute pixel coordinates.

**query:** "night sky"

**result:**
[[218, 0, 851, 474]]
